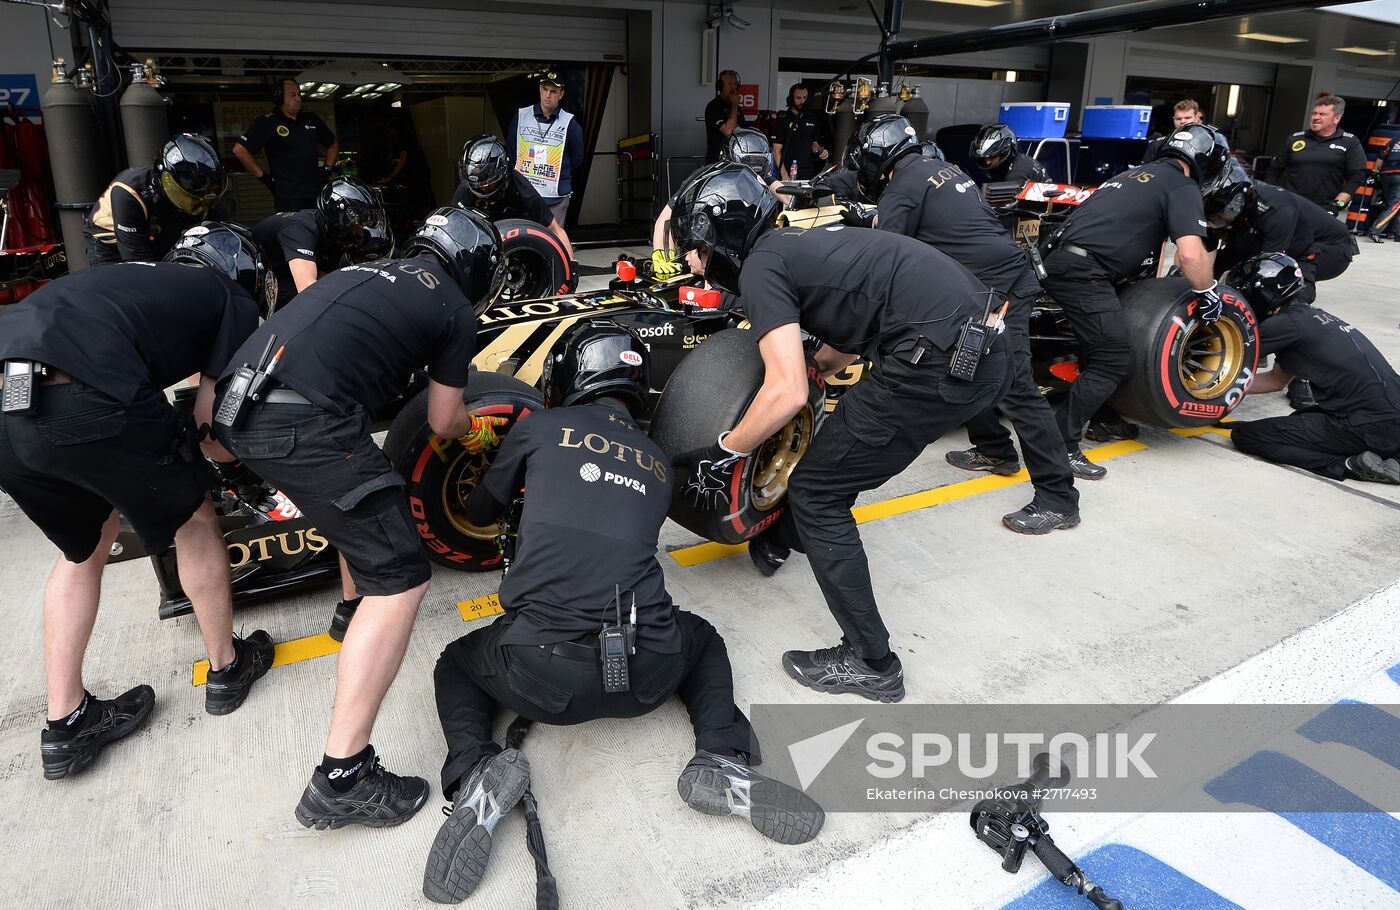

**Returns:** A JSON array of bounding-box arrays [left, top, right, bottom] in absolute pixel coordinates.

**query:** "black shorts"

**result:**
[[216, 400, 430, 597], [0, 381, 209, 563]]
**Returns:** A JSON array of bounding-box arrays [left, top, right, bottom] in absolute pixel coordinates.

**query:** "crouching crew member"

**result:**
[[0, 223, 277, 780], [425, 322, 823, 903], [84, 134, 226, 265], [253, 176, 393, 311], [970, 123, 1048, 185], [215, 207, 507, 829], [452, 134, 574, 261], [1041, 124, 1227, 480], [849, 113, 1079, 534], [671, 163, 1013, 703], [1231, 253, 1400, 484]]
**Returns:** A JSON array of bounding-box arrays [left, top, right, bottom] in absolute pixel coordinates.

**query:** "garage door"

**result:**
[[109, 0, 628, 61], [1334, 66, 1399, 100], [1127, 45, 1276, 87], [775, 15, 1049, 72]]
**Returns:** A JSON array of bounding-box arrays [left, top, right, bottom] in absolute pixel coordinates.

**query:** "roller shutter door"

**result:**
[[1127, 45, 1276, 87], [110, 0, 627, 61]]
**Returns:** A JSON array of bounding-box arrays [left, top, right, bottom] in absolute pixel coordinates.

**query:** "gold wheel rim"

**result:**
[[442, 445, 500, 541], [1178, 318, 1245, 400], [750, 408, 814, 511]]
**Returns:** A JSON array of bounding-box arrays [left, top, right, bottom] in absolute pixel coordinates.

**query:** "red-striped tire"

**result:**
[[496, 218, 575, 301], [1108, 277, 1260, 427], [383, 372, 543, 570]]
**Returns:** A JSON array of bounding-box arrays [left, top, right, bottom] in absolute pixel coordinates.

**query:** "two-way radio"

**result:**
[[949, 293, 1007, 381], [215, 335, 283, 429], [600, 584, 637, 694], [1, 360, 43, 415]]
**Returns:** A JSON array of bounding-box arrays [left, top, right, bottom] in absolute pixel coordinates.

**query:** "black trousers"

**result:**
[[1298, 240, 1354, 304], [1231, 410, 1400, 479], [765, 339, 1013, 661], [962, 289, 1079, 513], [1041, 250, 1130, 449], [434, 611, 753, 799]]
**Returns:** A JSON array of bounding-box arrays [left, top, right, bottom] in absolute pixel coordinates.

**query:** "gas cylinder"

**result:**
[[120, 61, 168, 170], [900, 86, 930, 140], [40, 60, 103, 271]]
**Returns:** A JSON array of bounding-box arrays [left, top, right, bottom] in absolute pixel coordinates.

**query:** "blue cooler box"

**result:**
[[999, 102, 1070, 139], [1081, 105, 1152, 140]]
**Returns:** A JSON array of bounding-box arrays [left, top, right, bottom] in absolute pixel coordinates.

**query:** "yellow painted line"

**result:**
[[669, 439, 1148, 568], [192, 634, 343, 686], [1171, 426, 1233, 439]]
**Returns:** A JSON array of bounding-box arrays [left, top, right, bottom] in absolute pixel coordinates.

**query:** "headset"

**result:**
[[786, 83, 804, 109], [272, 77, 295, 109], [716, 69, 738, 95]]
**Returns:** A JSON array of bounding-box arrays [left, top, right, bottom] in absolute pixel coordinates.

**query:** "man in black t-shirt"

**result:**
[[671, 164, 1012, 704], [424, 323, 822, 900], [216, 208, 506, 832], [1267, 96, 1368, 212], [233, 79, 339, 212], [771, 84, 831, 181], [850, 114, 1079, 534], [1042, 125, 1226, 479], [704, 70, 747, 164], [1230, 258, 1400, 484], [0, 226, 277, 781]]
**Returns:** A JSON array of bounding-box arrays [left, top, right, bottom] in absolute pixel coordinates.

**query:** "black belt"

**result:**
[[262, 387, 312, 405]]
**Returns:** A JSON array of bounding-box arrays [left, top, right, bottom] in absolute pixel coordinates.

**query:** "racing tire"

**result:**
[[383, 371, 544, 570], [496, 217, 575, 301], [1108, 277, 1259, 428], [650, 329, 823, 545]]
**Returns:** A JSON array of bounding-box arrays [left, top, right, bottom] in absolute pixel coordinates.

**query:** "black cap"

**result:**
[[532, 66, 563, 86]]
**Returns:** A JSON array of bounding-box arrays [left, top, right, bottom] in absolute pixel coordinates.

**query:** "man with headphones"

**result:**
[[704, 70, 747, 163], [424, 320, 823, 902], [771, 83, 831, 181], [233, 78, 339, 212], [1230, 253, 1400, 484]]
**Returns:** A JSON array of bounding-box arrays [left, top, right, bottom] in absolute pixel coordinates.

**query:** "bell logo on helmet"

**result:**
[[1173, 131, 1194, 141], [186, 226, 210, 236], [620, 351, 643, 366], [426, 214, 451, 226]]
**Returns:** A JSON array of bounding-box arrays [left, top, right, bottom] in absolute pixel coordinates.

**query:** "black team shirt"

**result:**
[[1261, 305, 1400, 423], [1267, 129, 1368, 208], [465, 402, 681, 651], [877, 155, 1040, 302], [221, 255, 475, 417], [738, 225, 989, 357], [450, 171, 553, 227], [1053, 160, 1207, 281], [252, 209, 340, 301], [0, 262, 257, 402], [239, 110, 336, 200]]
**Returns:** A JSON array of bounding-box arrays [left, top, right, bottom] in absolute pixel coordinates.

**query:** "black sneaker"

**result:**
[[945, 447, 1021, 476], [748, 531, 790, 577], [1371, 234, 1387, 244], [205, 630, 275, 716], [1287, 379, 1318, 411], [40, 685, 155, 780], [327, 599, 360, 643], [1066, 448, 1107, 481], [677, 750, 824, 845], [423, 749, 531, 903], [1344, 451, 1400, 485], [1002, 504, 1081, 535], [782, 641, 905, 703], [1084, 418, 1139, 441], [295, 755, 429, 830]]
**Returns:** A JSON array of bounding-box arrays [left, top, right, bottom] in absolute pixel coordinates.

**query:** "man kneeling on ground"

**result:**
[[1231, 253, 1400, 483], [424, 321, 823, 904]]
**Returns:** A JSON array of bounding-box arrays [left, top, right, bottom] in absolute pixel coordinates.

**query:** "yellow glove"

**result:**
[[651, 248, 683, 279], [458, 415, 509, 455]]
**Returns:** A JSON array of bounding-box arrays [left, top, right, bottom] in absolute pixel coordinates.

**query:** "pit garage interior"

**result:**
[[2, 1, 1400, 908]]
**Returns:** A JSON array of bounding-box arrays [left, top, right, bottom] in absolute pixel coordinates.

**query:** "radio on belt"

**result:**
[[1, 360, 43, 415], [600, 584, 638, 694], [214, 334, 283, 429], [948, 295, 1007, 381]]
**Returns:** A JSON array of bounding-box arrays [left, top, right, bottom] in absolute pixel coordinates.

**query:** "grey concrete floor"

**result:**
[[2, 241, 1399, 909]]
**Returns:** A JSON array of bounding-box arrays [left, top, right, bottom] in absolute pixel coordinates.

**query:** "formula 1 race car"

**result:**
[[132, 177, 1259, 618]]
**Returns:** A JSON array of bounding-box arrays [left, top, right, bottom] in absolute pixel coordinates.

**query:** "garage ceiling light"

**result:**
[[1237, 32, 1306, 43], [925, 0, 1008, 6], [1336, 46, 1392, 56], [375, 83, 402, 93]]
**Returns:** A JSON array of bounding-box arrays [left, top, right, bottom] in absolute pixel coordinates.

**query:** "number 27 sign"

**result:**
[[0, 74, 41, 115]]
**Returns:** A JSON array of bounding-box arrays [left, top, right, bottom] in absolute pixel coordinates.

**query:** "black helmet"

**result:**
[[722, 128, 774, 180], [155, 134, 226, 216], [669, 163, 783, 295], [848, 113, 921, 198], [457, 134, 510, 200], [1155, 123, 1230, 185], [920, 140, 945, 161], [317, 176, 393, 261], [403, 206, 505, 313], [541, 320, 649, 412], [1228, 253, 1304, 318], [1203, 160, 1256, 231], [970, 124, 1018, 178], [165, 222, 275, 312]]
